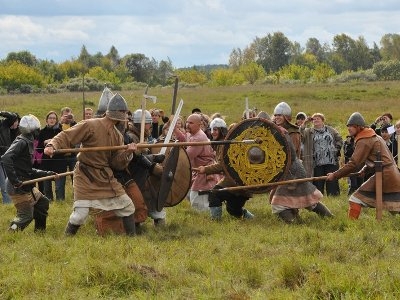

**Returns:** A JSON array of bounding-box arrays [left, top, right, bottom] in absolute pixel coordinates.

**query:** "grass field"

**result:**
[[1, 81, 400, 299]]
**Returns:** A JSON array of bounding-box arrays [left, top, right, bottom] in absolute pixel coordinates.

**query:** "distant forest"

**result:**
[[1, 31, 400, 93]]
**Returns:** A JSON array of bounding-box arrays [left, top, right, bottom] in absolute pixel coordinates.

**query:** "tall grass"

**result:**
[[1, 81, 400, 299]]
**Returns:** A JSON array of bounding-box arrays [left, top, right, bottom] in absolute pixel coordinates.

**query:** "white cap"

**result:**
[[19, 114, 41, 134], [210, 118, 227, 131]]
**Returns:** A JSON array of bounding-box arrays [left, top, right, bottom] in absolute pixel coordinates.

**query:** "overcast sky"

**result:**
[[1, 0, 399, 68]]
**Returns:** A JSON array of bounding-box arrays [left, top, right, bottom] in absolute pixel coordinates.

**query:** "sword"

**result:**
[[53, 139, 262, 154], [159, 99, 184, 155]]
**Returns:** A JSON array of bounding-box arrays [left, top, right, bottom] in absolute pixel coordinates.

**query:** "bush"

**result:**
[[330, 69, 377, 83], [373, 60, 400, 80], [61, 77, 120, 92], [0, 61, 45, 92]]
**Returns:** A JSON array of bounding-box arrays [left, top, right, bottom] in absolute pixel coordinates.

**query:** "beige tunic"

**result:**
[[49, 117, 132, 200]]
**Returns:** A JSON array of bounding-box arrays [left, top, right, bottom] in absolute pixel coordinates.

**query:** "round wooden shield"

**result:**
[[145, 143, 192, 210], [222, 118, 291, 193]]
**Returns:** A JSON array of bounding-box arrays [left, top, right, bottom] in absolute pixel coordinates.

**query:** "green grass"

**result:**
[[1, 81, 400, 299], [2, 193, 400, 299]]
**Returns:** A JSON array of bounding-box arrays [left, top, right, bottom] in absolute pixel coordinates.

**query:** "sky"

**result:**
[[1, 0, 400, 68]]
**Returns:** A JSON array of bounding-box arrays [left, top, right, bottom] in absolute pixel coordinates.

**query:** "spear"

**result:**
[[53, 138, 262, 154], [208, 173, 360, 192], [21, 171, 74, 186]]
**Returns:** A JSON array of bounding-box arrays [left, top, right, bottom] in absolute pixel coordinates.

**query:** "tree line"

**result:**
[[1, 32, 400, 93]]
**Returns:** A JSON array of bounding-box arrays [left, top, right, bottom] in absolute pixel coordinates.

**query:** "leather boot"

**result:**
[[65, 222, 80, 236], [312, 202, 334, 217], [122, 216, 136, 236], [278, 209, 299, 224], [154, 218, 166, 227], [34, 216, 47, 232], [210, 206, 222, 221], [33, 195, 50, 232]]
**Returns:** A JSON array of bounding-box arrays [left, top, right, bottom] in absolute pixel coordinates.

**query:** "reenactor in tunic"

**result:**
[[45, 94, 138, 236]]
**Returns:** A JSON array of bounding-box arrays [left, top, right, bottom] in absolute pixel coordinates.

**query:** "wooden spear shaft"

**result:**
[[53, 139, 261, 154], [218, 176, 329, 192], [21, 171, 74, 186], [375, 151, 383, 221], [215, 173, 361, 192]]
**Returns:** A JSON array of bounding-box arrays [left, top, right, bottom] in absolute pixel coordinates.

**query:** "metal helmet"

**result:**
[[106, 93, 128, 121], [210, 118, 227, 131], [273, 102, 292, 118], [257, 111, 271, 121], [96, 86, 114, 117], [19, 114, 41, 135], [133, 109, 152, 124], [346, 112, 366, 127]]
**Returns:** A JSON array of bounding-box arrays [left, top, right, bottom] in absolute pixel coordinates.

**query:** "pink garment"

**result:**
[[32, 139, 43, 165], [186, 129, 219, 191]]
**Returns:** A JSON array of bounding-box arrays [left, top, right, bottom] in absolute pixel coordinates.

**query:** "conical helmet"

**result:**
[[96, 86, 114, 117], [106, 93, 128, 121], [273, 102, 292, 118]]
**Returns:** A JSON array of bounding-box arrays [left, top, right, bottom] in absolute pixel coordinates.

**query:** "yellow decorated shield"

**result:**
[[222, 118, 291, 193]]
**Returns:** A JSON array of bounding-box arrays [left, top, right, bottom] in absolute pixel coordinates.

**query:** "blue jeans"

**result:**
[[0, 164, 11, 204]]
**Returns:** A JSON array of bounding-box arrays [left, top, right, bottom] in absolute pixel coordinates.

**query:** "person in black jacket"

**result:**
[[1, 114, 56, 232], [37, 111, 66, 201], [0, 111, 20, 204]]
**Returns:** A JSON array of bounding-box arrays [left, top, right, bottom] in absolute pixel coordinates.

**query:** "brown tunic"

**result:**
[[48, 117, 132, 200], [271, 133, 322, 209], [333, 128, 400, 210]]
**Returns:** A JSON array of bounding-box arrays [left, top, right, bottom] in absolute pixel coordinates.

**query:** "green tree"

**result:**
[[278, 64, 312, 82], [36, 59, 64, 83], [313, 63, 336, 83], [0, 61, 45, 92], [175, 68, 207, 85], [58, 60, 85, 79], [331, 34, 372, 71], [253, 32, 292, 73], [156, 58, 174, 86], [6, 50, 38, 67], [210, 68, 244, 86], [305, 38, 326, 62], [106, 45, 121, 69], [229, 48, 244, 71], [380, 33, 400, 60], [332, 34, 355, 72], [87, 66, 121, 86], [123, 53, 154, 84], [239, 62, 265, 84]]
